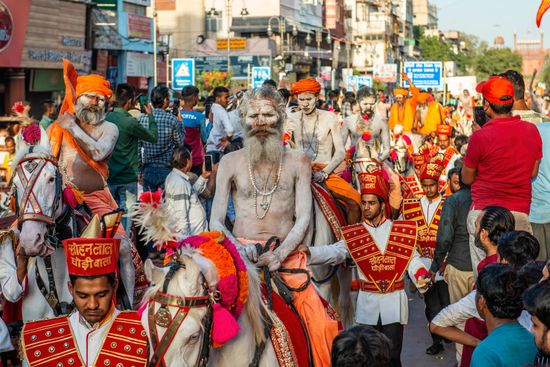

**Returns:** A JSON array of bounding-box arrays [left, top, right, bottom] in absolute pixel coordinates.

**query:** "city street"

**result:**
[[403, 287, 457, 367]]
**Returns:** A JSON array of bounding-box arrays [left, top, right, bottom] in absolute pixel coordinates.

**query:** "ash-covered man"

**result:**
[[307, 166, 431, 367], [211, 86, 339, 367], [287, 78, 362, 224], [341, 87, 391, 164], [20, 218, 148, 367]]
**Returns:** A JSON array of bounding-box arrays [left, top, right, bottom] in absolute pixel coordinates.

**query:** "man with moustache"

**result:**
[[287, 78, 362, 225], [48, 61, 141, 306], [341, 87, 391, 165], [211, 86, 339, 367]]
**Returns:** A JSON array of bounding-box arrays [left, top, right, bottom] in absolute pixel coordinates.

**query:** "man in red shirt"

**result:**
[[462, 76, 542, 274]]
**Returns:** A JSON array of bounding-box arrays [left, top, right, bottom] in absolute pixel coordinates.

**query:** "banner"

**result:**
[[404, 61, 443, 89], [0, 0, 31, 67], [373, 64, 397, 83]]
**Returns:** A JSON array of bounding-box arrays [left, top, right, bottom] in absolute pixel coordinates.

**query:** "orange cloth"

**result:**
[[389, 84, 419, 132], [537, 0, 550, 27], [419, 101, 445, 136], [393, 88, 408, 96], [49, 122, 109, 180], [76, 74, 112, 99], [291, 78, 321, 95], [49, 59, 110, 180], [312, 163, 361, 207], [239, 238, 339, 367], [84, 187, 125, 237]]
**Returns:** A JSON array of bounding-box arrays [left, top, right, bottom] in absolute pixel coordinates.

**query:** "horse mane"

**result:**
[[12, 145, 55, 170]]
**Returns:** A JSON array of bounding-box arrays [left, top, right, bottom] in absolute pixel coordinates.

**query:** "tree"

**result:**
[[419, 36, 454, 62], [474, 48, 523, 80], [541, 56, 550, 87]]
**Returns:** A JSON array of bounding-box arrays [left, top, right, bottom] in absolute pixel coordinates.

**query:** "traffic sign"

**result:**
[[347, 75, 372, 91], [252, 66, 271, 88], [172, 58, 195, 89], [403, 61, 443, 89]]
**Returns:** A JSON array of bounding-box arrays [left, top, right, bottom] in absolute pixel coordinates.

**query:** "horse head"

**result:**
[[11, 146, 65, 257], [142, 240, 267, 367], [143, 248, 217, 367]]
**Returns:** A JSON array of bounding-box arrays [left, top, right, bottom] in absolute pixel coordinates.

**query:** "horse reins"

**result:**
[[147, 261, 212, 367]]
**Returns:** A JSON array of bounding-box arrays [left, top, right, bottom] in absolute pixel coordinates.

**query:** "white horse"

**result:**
[[0, 145, 136, 320], [142, 248, 282, 367]]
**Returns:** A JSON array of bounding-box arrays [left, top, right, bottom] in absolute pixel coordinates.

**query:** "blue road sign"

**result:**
[[404, 61, 443, 89], [172, 59, 195, 89], [252, 66, 271, 88]]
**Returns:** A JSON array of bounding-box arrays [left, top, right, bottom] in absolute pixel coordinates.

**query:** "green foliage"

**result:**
[[474, 48, 523, 80], [373, 80, 386, 91], [419, 36, 454, 62], [541, 56, 550, 87]]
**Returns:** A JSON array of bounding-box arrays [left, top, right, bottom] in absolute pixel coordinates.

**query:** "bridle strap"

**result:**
[[148, 303, 189, 367], [16, 160, 54, 225]]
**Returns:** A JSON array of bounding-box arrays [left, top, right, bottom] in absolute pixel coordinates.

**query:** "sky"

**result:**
[[433, 0, 549, 49]]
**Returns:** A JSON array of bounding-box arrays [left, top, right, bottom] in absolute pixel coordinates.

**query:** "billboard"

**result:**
[[172, 58, 195, 89], [404, 61, 443, 89], [251, 66, 271, 88], [373, 64, 398, 83]]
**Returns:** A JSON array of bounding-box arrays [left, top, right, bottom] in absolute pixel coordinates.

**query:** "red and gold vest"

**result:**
[[342, 221, 418, 293], [22, 311, 148, 367], [401, 198, 445, 259], [404, 175, 424, 198]]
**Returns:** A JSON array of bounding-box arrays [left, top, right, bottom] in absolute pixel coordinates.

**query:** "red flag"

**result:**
[[536, 0, 550, 27]]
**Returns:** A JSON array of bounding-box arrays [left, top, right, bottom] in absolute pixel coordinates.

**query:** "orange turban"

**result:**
[[417, 92, 430, 103], [291, 78, 321, 95], [393, 88, 408, 97], [76, 74, 112, 99]]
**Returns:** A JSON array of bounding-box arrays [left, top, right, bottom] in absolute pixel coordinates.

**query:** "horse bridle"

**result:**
[[11, 151, 63, 229], [147, 261, 213, 367]]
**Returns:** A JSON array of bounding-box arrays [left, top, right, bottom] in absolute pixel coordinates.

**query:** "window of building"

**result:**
[[206, 13, 223, 33], [123, 2, 146, 16]]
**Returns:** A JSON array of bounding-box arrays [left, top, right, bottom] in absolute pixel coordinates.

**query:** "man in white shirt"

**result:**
[[20, 217, 148, 367], [402, 156, 450, 355], [165, 146, 211, 238], [206, 86, 236, 156], [308, 166, 431, 367]]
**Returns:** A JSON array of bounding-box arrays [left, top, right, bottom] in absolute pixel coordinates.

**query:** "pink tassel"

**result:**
[[63, 186, 78, 209], [211, 302, 240, 347], [341, 167, 352, 183]]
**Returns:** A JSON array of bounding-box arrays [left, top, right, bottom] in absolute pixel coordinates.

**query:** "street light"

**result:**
[[267, 17, 287, 55]]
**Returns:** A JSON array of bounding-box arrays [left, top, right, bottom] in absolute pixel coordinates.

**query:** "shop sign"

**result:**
[[128, 14, 152, 40]]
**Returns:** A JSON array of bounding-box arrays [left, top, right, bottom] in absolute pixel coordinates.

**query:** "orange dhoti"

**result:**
[[84, 187, 126, 237], [240, 239, 339, 367], [312, 163, 361, 208]]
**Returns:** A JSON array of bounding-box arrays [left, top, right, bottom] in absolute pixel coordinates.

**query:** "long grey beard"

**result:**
[[75, 100, 104, 126], [244, 134, 284, 167]]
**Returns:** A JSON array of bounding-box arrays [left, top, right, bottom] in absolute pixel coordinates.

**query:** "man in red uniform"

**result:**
[[20, 216, 148, 367], [401, 153, 427, 199], [401, 157, 450, 355]]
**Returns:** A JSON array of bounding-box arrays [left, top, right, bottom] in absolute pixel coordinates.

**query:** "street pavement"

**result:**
[[402, 287, 457, 367]]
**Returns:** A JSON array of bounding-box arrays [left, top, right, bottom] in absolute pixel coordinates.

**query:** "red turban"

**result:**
[[291, 78, 321, 95], [419, 156, 444, 181], [76, 74, 112, 99]]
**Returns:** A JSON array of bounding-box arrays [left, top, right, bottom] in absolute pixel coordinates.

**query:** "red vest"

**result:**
[[401, 198, 445, 258], [404, 175, 424, 198], [22, 311, 148, 367], [342, 221, 418, 293]]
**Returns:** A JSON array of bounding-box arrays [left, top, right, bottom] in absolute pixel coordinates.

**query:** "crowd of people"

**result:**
[[0, 63, 550, 367]]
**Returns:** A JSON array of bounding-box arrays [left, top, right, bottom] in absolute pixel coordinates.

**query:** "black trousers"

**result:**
[[363, 317, 404, 367], [424, 279, 451, 344]]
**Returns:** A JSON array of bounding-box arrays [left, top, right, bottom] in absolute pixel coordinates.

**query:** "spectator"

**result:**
[[523, 280, 550, 365], [447, 168, 462, 194], [262, 79, 277, 88], [139, 85, 185, 191], [327, 89, 341, 113], [463, 76, 542, 271], [180, 85, 206, 176], [470, 264, 537, 367], [225, 93, 244, 152], [530, 119, 550, 260], [0, 137, 15, 182], [431, 167, 473, 304], [39, 100, 56, 130], [205, 86, 234, 161], [341, 91, 355, 119], [106, 83, 157, 233], [331, 325, 391, 367], [497, 231, 541, 269], [164, 146, 212, 239], [501, 70, 550, 125]]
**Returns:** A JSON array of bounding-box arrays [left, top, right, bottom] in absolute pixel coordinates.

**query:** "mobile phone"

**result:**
[[473, 106, 487, 127], [139, 96, 148, 113], [204, 154, 213, 172]]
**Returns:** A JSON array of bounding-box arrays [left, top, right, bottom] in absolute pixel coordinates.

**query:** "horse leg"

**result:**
[[309, 201, 335, 304], [336, 265, 355, 329], [118, 236, 135, 309]]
